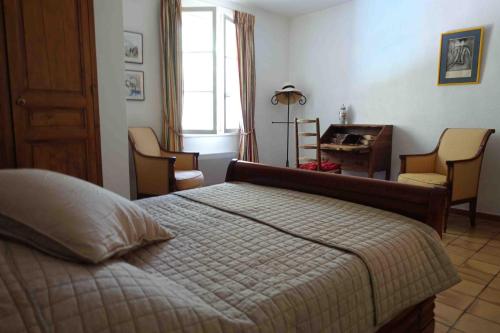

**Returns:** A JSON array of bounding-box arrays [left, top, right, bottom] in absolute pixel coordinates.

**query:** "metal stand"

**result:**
[[271, 92, 307, 168]]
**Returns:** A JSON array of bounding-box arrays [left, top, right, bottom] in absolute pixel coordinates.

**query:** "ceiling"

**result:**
[[233, 0, 350, 17]]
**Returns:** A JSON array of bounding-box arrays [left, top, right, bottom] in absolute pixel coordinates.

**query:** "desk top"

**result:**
[[320, 143, 370, 152]]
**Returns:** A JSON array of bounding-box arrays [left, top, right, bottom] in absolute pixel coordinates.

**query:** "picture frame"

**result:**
[[124, 31, 143, 64], [125, 70, 145, 101], [438, 27, 484, 85]]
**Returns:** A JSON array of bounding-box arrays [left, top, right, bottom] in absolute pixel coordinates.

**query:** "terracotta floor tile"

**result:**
[[434, 321, 450, 333], [446, 245, 477, 258], [461, 259, 500, 276], [437, 289, 475, 310], [471, 252, 500, 266], [440, 219, 500, 332], [490, 277, 500, 290], [467, 299, 500, 324], [435, 301, 463, 326], [446, 227, 468, 236], [454, 313, 500, 333], [451, 237, 486, 251], [479, 287, 500, 306], [458, 235, 490, 245], [443, 234, 459, 246], [476, 226, 500, 235], [479, 245, 500, 256], [488, 240, 500, 248], [448, 253, 468, 266], [457, 266, 494, 285], [467, 230, 499, 239], [450, 279, 485, 297]]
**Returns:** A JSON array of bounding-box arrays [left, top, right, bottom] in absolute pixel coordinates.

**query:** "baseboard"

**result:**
[[450, 208, 500, 222]]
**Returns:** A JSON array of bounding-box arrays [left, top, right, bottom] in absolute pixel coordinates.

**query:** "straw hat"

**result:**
[[274, 83, 304, 105]]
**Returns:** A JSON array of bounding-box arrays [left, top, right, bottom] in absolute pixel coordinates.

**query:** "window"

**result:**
[[182, 8, 216, 133], [224, 16, 241, 132], [182, 7, 242, 135]]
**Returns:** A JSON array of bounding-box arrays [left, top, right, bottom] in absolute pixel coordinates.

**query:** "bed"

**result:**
[[0, 160, 459, 333]]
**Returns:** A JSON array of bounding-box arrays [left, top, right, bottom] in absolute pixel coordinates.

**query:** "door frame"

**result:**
[[0, 1, 16, 168], [87, 0, 103, 185]]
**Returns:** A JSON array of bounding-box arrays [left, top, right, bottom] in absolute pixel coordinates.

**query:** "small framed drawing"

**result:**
[[124, 31, 143, 64], [125, 70, 145, 101], [438, 27, 484, 85]]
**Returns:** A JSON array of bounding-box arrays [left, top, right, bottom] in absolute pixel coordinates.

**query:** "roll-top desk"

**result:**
[[320, 125, 393, 179]]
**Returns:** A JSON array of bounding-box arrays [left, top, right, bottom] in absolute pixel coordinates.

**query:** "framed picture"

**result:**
[[125, 70, 145, 101], [124, 31, 143, 64], [438, 27, 484, 85]]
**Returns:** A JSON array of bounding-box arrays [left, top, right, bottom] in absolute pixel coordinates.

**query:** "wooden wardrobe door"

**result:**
[[2, 0, 102, 184]]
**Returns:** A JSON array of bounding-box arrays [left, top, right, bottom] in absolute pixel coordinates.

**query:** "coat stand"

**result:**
[[271, 84, 307, 167]]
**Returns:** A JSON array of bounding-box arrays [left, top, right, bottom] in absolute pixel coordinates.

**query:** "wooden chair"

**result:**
[[399, 128, 495, 229], [128, 127, 204, 198], [294, 118, 341, 173]]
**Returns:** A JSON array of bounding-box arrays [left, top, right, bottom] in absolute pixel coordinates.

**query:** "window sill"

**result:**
[[198, 151, 237, 159], [183, 132, 239, 138]]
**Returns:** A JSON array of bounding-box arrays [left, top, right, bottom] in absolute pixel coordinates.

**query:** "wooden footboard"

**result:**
[[226, 161, 443, 333], [377, 297, 435, 333], [226, 160, 447, 236]]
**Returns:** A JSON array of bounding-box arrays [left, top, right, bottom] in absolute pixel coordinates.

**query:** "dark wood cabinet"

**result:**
[[0, 0, 102, 184], [320, 124, 393, 179]]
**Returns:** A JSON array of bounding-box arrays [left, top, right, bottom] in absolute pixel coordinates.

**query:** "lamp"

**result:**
[[271, 83, 307, 167]]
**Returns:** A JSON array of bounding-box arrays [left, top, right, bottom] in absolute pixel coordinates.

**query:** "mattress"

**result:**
[[0, 182, 459, 333]]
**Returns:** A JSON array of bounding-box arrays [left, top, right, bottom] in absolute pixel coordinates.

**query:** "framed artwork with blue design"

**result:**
[[438, 27, 484, 85], [125, 70, 145, 101]]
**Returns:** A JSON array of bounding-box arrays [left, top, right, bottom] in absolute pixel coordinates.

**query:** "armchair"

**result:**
[[129, 127, 204, 198], [398, 128, 494, 229]]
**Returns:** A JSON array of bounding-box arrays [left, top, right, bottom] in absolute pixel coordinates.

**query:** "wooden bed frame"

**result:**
[[225, 160, 448, 333]]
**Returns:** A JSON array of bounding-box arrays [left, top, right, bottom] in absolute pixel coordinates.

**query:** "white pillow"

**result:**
[[0, 169, 173, 263]]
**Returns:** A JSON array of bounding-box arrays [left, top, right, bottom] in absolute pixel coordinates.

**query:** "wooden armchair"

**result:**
[[128, 127, 204, 198], [399, 128, 495, 229]]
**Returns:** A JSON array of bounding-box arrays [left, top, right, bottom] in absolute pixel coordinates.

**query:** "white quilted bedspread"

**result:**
[[0, 182, 459, 333]]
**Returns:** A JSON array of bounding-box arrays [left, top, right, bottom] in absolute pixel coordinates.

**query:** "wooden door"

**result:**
[[2, 0, 102, 184]]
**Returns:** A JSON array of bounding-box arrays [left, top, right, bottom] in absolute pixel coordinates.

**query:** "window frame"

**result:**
[[181, 7, 217, 135], [223, 15, 240, 134]]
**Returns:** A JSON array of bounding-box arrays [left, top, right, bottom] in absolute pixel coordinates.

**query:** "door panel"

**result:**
[[32, 141, 87, 178], [22, 0, 83, 92], [3, 0, 102, 184], [28, 108, 86, 128]]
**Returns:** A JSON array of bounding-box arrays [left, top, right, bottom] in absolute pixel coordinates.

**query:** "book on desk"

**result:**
[[320, 125, 393, 179]]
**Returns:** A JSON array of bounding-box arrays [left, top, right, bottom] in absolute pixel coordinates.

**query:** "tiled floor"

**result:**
[[435, 214, 500, 333]]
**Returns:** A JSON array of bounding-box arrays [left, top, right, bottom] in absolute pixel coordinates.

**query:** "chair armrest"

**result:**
[[447, 156, 483, 201], [161, 150, 200, 170], [400, 152, 437, 173], [133, 151, 176, 195]]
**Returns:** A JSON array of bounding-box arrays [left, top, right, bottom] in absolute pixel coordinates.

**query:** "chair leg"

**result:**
[[444, 198, 451, 233], [469, 199, 477, 227]]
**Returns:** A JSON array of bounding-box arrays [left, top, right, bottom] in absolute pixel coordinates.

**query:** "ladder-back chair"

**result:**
[[295, 118, 341, 173]]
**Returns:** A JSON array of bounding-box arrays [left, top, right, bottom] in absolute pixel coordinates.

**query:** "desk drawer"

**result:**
[[322, 151, 369, 170], [342, 159, 369, 171]]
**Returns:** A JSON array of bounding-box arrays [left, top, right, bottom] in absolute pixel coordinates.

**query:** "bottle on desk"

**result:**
[[339, 104, 348, 125]]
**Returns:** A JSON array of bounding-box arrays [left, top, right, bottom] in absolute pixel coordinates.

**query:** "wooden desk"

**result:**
[[320, 125, 393, 179]]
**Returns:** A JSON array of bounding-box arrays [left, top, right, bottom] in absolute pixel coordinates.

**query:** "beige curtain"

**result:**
[[160, 0, 183, 151], [234, 11, 259, 162]]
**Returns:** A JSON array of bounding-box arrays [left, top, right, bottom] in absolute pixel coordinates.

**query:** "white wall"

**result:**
[[122, 0, 164, 134], [94, 0, 131, 198], [122, 0, 290, 166], [290, 0, 500, 214]]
